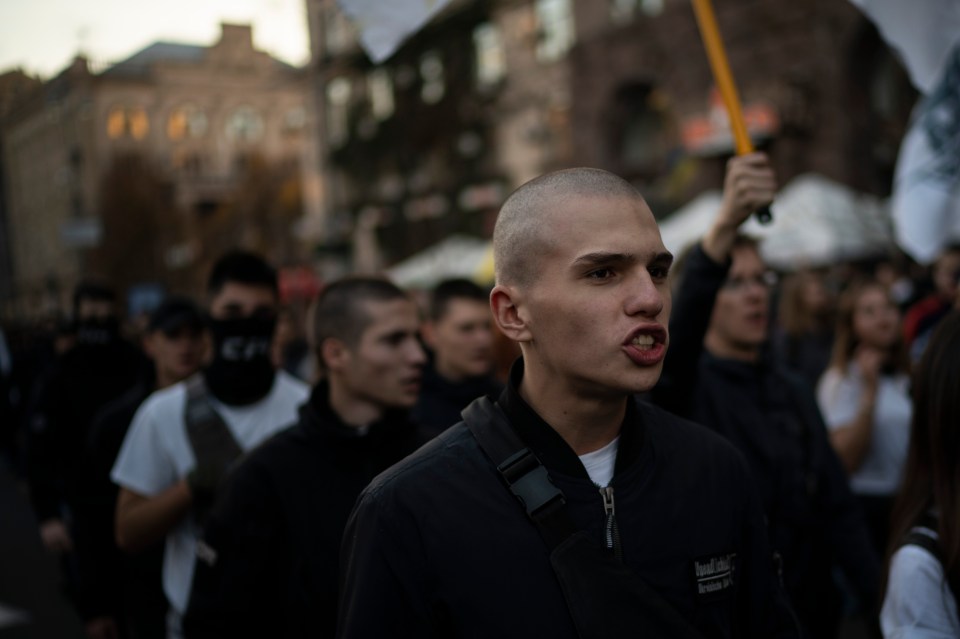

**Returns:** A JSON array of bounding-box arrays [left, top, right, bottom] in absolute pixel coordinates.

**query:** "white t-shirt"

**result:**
[[816, 365, 912, 495], [111, 371, 309, 616], [881, 529, 960, 638], [578, 436, 620, 488]]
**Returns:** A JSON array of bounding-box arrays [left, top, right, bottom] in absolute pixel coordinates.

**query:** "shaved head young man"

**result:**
[[338, 168, 798, 638]]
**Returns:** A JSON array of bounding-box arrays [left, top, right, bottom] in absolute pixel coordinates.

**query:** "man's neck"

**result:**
[[704, 333, 761, 363], [328, 381, 385, 428], [434, 357, 468, 384], [517, 364, 625, 456]]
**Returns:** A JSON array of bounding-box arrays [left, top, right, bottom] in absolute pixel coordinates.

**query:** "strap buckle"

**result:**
[[498, 448, 566, 521]]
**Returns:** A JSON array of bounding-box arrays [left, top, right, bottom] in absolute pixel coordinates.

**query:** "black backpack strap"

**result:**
[[184, 373, 243, 467], [462, 397, 706, 639], [901, 514, 960, 608], [461, 398, 578, 549]]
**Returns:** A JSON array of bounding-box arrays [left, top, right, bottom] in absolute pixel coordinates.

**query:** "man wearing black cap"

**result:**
[[78, 296, 206, 639]]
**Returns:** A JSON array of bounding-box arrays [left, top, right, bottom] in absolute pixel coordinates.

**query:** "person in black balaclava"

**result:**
[[111, 251, 309, 639], [25, 281, 149, 626]]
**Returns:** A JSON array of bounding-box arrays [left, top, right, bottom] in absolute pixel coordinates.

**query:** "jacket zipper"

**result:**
[[601, 485, 623, 562]]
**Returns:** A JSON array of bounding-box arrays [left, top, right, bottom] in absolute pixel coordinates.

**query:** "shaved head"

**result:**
[[493, 168, 645, 287]]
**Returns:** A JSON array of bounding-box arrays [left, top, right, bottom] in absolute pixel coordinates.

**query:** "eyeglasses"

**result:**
[[721, 271, 778, 292]]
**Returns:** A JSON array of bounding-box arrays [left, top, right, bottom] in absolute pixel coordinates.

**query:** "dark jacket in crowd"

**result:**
[[27, 339, 148, 522], [652, 244, 880, 638], [412, 361, 503, 439], [183, 382, 424, 639], [74, 377, 166, 638], [337, 361, 799, 639]]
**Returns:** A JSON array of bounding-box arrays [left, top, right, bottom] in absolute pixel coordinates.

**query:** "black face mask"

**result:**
[[75, 317, 121, 346], [204, 315, 278, 406]]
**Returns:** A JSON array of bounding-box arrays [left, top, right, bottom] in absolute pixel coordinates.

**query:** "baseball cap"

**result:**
[[147, 296, 205, 336]]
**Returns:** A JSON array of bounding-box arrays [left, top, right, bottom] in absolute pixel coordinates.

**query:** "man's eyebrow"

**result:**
[[572, 251, 674, 267], [652, 251, 674, 267], [572, 252, 634, 267]]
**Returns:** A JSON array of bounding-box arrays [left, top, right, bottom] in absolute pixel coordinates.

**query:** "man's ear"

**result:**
[[321, 337, 349, 372], [490, 285, 531, 343]]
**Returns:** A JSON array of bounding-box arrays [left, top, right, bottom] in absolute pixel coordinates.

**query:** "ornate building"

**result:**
[[1, 24, 310, 317]]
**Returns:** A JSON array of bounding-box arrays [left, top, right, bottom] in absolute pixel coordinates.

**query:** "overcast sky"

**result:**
[[0, 0, 311, 78]]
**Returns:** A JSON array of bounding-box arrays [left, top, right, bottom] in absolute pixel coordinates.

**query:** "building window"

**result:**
[[420, 51, 445, 104], [225, 106, 264, 142], [326, 77, 352, 147], [106, 106, 150, 140], [610, 0, 664, 23], [283, 106, 307, 134], [368, 70, 395, 121], [535, 0, 575, 62], [167, 105, 208, 140], [324, 6, 357, 56], [474, 23, 506, 88]]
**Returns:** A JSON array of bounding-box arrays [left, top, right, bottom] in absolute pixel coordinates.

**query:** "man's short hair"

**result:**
[[207, 250, 278, 297], [313, 277, 409, 368], [493, 168, 644, 287], [429, 279, 488, 322]]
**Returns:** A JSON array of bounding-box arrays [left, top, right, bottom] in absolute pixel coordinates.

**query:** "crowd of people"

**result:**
[[0, 153, 959, 638]]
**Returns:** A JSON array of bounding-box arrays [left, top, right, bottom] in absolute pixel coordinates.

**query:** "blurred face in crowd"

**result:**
[[933, 249, 960, 301], [145, 326, 206, 388], [209, 282, 277, 321], [852, 284, 900, 350], [706, 244, 771, 361], [328, 298, 426, 414], [77, 298, 116, 322], [494, 193, 672, 398], [424, 298, 495, 381]]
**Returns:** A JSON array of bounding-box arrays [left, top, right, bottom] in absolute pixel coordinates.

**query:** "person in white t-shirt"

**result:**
[[111, 251, 309, 638], [881, 312, 960, 638], [817, 279, 912, 557]]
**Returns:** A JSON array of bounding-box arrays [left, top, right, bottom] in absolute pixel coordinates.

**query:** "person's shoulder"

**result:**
[[272, 370, 310, 400], [362, 423, 484, 501], [138, 380, 188, 415], [636, 399, 751, 475], [889, 538, 945, 585]]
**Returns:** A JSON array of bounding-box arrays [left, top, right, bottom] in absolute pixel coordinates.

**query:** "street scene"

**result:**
[[1, 0, 959, 637]]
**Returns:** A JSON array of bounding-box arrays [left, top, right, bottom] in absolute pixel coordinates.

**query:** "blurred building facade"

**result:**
[[0, 24, 310, 319], [304, 0, 915, 276]]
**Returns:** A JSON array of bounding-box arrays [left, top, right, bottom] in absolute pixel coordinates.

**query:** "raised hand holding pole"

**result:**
[[691, 0, 773, 223]]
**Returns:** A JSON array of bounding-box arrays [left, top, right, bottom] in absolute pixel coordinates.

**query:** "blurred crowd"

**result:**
[[0, 155, 959, 639]]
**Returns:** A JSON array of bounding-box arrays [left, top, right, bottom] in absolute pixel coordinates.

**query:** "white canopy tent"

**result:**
[[385, 234, 493, 290], [658, 174, 894, 270]]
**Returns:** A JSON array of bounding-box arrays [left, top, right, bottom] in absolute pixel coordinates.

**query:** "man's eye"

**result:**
[[649, 266, 670, 279], [588, 268, 614, 279]]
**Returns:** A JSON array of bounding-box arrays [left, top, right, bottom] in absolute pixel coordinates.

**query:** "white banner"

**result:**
[[335, 0, 455, 63], [850, 0, 960, 263]]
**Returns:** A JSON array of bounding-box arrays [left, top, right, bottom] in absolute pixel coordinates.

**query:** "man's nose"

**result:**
[[624, 273, 664, 317], [408, 340, 427, 366]]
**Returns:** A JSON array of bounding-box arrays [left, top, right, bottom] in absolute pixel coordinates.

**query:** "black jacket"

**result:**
[[652, 244, 880, 635], [27, 340, 148, 521], [412, 361, 503, 439], [338, 362, 798, 639], [182, 382, 424, 639], [73, 379, 166, 635]]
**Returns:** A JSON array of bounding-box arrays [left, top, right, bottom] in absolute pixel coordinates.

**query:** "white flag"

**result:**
[[336, 0, 455, 64], [892, 47, 960, 264], [850, 0, 960, 264]]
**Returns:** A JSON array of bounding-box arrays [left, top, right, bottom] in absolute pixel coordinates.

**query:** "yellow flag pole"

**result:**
[[691, 0, 773, 223]]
